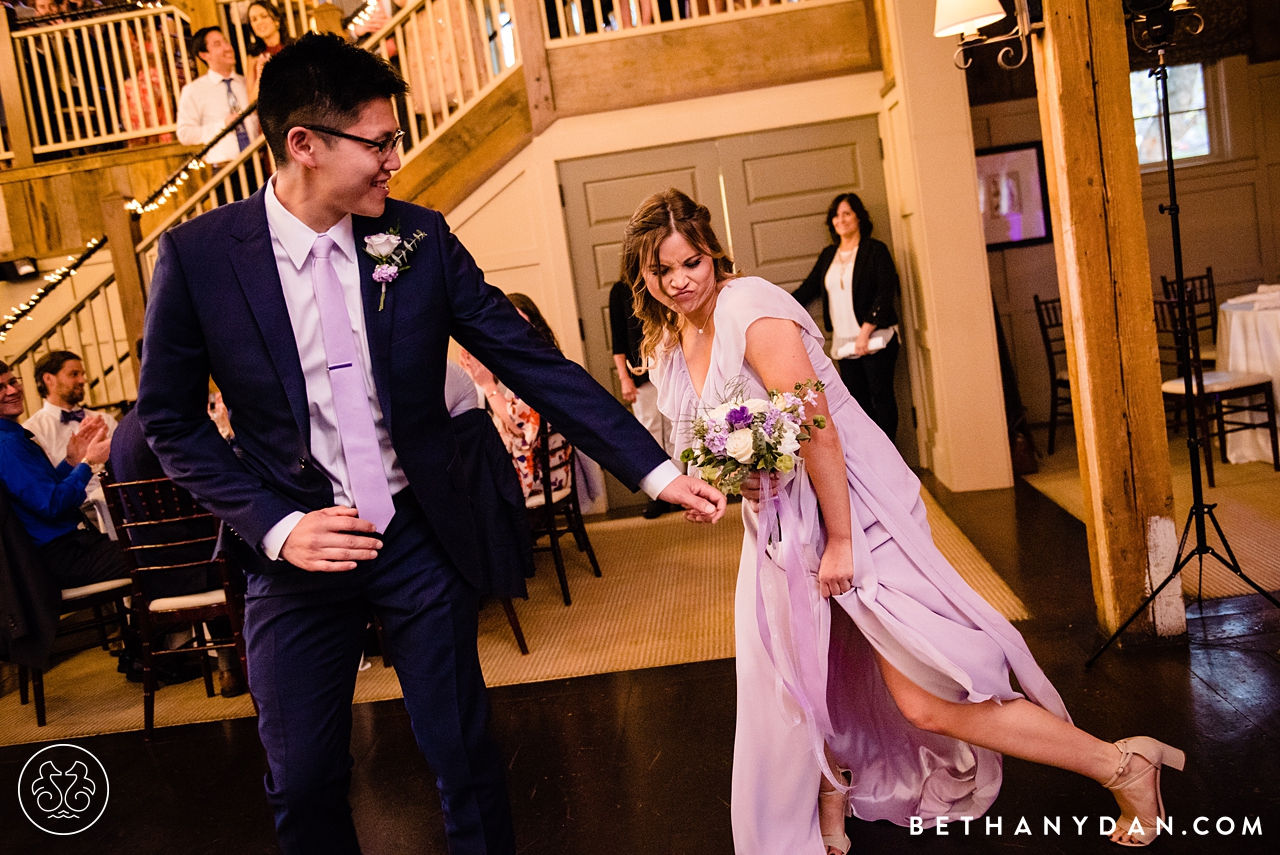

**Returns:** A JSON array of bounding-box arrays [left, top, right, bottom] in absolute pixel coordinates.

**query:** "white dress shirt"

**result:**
[[175, 70, 260, 165], [23, 400, 118, 480], [260, 179, 680, 560], [260, 178, 410, 559]]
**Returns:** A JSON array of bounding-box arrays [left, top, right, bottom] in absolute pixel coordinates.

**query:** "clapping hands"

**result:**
[[65, 413, 111, 467]]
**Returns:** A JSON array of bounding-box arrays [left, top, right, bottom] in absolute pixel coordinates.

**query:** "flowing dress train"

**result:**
[[649, 277, 1070, 854]]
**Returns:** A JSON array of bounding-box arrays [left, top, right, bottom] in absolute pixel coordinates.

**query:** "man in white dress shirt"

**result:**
[[23, 350, 117, 485], [176, 27, 261, 201]]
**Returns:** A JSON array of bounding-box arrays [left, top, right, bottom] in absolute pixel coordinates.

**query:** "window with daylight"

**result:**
[[1130, 63, 1211, 165]]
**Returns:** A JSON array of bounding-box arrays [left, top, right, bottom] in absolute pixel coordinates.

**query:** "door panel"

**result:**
[[558, 118, 915, 512], [559, 143, 725, 509], [717, 118, 888, 292]]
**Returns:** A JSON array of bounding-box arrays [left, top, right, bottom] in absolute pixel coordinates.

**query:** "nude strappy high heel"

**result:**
[[1103, 737, 1185, 847], [818, 768, 851, 855]]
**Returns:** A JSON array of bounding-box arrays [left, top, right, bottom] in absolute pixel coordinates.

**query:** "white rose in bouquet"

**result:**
[[744, 397, 771, 414], [364, 233, 402, 257], [725, 428, 756, 464], [709, 402, 734, 422]]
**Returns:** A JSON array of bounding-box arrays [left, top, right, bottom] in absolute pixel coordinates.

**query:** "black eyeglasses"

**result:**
[[301, 125, 405, 158]]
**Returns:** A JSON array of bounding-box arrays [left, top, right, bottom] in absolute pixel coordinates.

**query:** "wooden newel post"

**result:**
[[0, 11, 36, 168], [1033, 1, 1183, 640], [510, 0, 556, 135], [100, 195, 148, 376], [312, 3, 345, 37], [173, 0, 221, 31]]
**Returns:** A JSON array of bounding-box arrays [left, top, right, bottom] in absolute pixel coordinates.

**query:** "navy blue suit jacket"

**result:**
[[136, 190, 667, 586]]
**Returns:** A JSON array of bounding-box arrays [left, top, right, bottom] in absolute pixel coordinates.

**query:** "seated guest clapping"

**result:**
[[0, 360, 129, 589], [459, 294, 572, 498], [22, 350, 118, 495]]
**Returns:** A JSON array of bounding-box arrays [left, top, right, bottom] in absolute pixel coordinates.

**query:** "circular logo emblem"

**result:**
[[18, 744, 109, 835]]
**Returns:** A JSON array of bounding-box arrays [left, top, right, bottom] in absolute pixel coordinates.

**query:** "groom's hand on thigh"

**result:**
[[281, 506, 383, 572], [658, 475, 727, 524]]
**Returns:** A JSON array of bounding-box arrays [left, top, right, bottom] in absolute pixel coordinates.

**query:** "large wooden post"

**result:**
[[0, 12, 35, 168], [511, 0, 556, 135], [1033, 1, 1182, 638], [172, 0, 221, 31], [100, 194, 147, 376], [312, 3, 345, 37]]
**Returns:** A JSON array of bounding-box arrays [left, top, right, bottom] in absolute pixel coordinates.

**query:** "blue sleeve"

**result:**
[[0, 451, 91, 522]]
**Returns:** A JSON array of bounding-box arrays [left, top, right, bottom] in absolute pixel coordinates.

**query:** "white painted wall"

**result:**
[[876, 0, 1014, 491], [448, 40, 1015, 493], [446, 72, 887, 368]]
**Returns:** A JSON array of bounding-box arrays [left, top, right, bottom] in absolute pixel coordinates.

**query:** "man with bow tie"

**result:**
[[0, 359, 128, 590], [23, 351, 118, 502]]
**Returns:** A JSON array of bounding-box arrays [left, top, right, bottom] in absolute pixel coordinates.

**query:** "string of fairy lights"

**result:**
[[125, 157, 209, 216], [347, 0, 380, 35], [125, 98, 258, 216], [1, 237, 107, 345], [6, 1, 373, 341]]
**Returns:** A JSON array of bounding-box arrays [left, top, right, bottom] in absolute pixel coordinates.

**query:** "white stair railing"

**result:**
[[6, 274, 136, 419], [132, 0, 522, 289], [356, 0, 518, 157], [544, 0, 816, 43], [215, 0, 317, 85], [11, 4, 194, 154]]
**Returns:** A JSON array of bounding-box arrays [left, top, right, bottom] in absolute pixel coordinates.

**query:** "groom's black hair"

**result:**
[[257, 33, 406, 163]]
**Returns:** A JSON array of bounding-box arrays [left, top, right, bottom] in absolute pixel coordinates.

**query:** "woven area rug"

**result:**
[[1021, 432, 1280, 599], [0, 488, 1025, 745]]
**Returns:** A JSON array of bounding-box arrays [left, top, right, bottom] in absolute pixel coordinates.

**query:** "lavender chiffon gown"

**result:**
[[649, 278, 1070, 854]]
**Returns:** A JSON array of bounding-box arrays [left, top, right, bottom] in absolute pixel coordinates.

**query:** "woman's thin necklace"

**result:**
[[837, 242, 857, 288]]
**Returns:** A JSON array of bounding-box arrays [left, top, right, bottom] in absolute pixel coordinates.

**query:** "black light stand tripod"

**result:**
[[1087, 49, 1280, 668]]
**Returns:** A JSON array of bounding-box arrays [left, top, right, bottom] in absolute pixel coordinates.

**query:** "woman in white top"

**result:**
[[791, 194, 901, 443]]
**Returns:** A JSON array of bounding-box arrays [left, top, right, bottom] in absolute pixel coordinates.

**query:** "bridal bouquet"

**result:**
[[680, 378, 827, 495]]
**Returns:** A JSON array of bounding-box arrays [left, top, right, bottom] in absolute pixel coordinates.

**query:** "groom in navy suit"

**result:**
[[136, 34, 724, 855]]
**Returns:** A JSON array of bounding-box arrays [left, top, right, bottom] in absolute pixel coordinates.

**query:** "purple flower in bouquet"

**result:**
[[726, 405, 753, 430], [762, 406, 781, 435], [706, 424, 727, 458], [373, 264, 399, 284]]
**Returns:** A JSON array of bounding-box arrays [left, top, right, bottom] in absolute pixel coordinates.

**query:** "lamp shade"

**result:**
[[934, 0, 1008, 37]]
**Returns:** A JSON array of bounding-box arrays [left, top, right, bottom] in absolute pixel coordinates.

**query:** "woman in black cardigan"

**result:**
[[792, 192, 902, 443]]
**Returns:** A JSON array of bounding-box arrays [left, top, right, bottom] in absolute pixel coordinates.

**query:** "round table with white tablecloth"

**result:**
[[1219, 294, 1280, 463]]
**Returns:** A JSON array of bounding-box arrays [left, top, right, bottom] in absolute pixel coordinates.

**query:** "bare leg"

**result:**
[[873, 651, 1161, 845]]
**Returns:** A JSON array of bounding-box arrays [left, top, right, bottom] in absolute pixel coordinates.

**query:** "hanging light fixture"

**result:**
[[934, 0, 1008, 39], [1124, 0, 1203, 53], [934, 0, 1043, 70]]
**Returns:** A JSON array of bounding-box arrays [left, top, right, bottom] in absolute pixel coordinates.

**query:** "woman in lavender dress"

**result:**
[[623, 189, 1183, 853]]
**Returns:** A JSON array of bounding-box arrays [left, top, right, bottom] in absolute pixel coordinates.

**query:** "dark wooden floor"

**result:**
[[3, 477, 1277, 854]]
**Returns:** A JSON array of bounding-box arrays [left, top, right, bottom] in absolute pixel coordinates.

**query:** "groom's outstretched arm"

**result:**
[[136, 231, 304, 551], [432, 212, 724, 522]]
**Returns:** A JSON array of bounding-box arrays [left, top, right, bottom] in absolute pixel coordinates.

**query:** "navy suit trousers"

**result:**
[[244, 489, 514, 855]]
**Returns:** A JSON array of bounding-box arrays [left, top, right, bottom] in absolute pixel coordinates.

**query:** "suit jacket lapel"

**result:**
[[229, 192, 310, 443], [352, 216, 394, 426], [851, 240, 870, 303]]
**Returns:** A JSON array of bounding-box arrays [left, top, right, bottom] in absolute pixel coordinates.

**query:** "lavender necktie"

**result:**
[[310, 235, 396, 533]]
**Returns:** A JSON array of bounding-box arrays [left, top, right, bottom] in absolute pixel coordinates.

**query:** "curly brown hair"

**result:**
[[620, 189, 736, 365]]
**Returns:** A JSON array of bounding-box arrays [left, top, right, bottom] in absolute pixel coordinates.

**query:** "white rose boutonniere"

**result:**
[[362, 225, 429, 311], [364, 233, 402, 257]]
